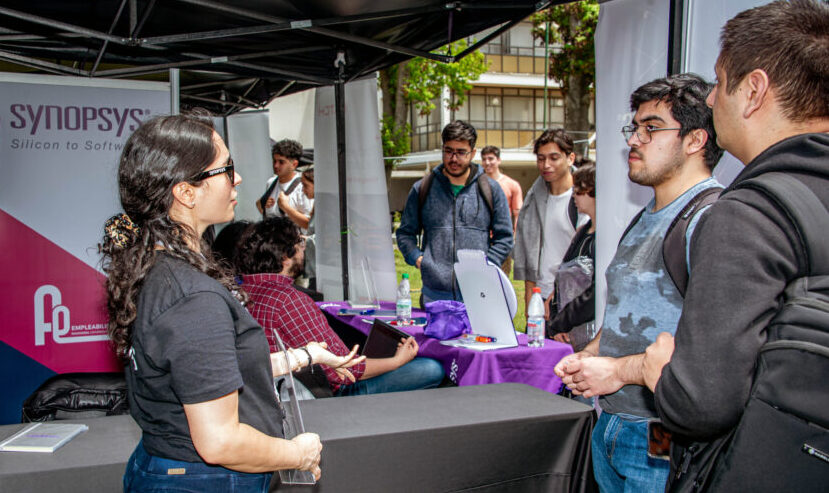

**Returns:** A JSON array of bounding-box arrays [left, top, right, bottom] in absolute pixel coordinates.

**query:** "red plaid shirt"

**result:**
[[241, 273, 365, 391]]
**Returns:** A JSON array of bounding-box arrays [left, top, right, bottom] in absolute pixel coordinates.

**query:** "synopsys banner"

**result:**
[[0, 73, 169, 424]]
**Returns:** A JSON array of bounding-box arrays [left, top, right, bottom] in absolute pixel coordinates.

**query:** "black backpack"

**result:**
[[620, 186, 722, 297], [667, 172, 829, 492]]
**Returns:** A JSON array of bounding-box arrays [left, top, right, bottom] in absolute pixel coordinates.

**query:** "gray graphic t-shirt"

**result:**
[[599, 177, 721, 417]]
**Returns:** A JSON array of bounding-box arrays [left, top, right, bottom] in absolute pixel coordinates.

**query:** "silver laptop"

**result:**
[[441, 250, 519, 351]]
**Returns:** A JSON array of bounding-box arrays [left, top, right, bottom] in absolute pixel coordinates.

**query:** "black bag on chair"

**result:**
[[21, 372, 129, 422]]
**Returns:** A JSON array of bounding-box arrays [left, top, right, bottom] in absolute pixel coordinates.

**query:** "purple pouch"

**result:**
[[423, 300, 471, 340]]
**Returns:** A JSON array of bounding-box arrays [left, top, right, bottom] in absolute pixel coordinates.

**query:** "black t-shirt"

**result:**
[[125, 253, 283, 462]]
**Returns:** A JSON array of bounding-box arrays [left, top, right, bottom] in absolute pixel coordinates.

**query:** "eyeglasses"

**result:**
[[194, 158, 234, 184], [621, 124, 681, 144], [442, 147, 471, 159]]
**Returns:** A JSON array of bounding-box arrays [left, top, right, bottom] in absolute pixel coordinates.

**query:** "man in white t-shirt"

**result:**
[[256, 139, 313, 232], [514, 129, 586, 312]]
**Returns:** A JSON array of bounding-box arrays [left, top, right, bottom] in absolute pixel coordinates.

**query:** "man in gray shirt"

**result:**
[[554, 74, 723, 492]]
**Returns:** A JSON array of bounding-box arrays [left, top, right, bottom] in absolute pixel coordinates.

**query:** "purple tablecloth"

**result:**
[[317, 301, 573, 394]]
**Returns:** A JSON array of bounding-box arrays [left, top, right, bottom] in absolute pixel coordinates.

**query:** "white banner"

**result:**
[[223, 111, 273, 224], [594, 0, 671, 326], [683, 0, 769, 186], [314, 76, 396, 302]]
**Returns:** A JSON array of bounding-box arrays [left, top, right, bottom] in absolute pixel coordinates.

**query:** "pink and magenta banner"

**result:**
[[0, 74, 168, 424]]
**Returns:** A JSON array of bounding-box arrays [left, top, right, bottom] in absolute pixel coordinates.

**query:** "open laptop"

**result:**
[[441, 250, 519, 351]]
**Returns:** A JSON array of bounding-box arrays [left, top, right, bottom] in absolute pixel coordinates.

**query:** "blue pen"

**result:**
[[359, 309, 376, 315]]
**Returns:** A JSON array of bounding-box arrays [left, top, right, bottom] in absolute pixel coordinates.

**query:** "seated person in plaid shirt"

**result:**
[[234, 217, 445, 396]]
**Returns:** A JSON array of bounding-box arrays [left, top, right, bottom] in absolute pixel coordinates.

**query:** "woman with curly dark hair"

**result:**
[[100, 111, 362, 492]]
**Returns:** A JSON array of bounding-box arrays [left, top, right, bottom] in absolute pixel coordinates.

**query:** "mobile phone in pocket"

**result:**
[[647, 420, 672, 460]]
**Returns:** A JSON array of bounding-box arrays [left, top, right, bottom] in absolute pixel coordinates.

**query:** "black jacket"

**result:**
[[655, 133, 829, 439], [546, 220, 595, 337]]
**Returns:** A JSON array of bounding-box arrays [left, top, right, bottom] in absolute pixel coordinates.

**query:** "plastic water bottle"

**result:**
[[396, 273, 412, 322], [527, 287, 546, 348]]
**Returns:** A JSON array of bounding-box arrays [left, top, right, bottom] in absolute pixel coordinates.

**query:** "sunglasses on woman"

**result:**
[[194, 158, 234, 183]]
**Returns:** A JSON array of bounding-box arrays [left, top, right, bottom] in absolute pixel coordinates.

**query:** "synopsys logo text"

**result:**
[[9, 104, 150, 137], [34, 285, 109, 345]]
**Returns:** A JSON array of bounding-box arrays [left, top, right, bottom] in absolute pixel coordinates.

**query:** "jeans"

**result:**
[[335, 357, 444, 396], [124, 440, 273, 493], [591, 411, 670, 493]]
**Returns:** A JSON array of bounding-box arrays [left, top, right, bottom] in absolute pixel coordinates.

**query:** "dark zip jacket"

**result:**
[[396, 163, 514, 301], [655, 133, 829, 439]]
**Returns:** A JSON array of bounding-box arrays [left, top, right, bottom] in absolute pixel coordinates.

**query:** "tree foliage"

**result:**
[[379, 39, 488, 160], [532, 1, 598, 133], [406, 39, 488, 116]]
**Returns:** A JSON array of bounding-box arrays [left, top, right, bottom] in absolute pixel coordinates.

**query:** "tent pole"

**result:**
[[334, 51, 349, 300], [667, 0, 687, 75], [170, 68, 180, 114]]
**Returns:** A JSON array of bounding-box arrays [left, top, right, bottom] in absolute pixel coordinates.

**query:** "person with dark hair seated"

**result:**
[[211, 220, 253, 269], [235, 217, 445, 397]]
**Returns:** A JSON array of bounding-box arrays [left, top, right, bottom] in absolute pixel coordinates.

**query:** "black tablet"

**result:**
[[362, 319, 412, 358]]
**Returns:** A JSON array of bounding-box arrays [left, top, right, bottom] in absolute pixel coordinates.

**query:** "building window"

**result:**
[[447, 88, 565, 149], [473, 20, 552, 74], [409, 97, 441, 153]]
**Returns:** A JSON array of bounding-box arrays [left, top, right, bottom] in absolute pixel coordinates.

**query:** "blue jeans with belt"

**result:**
[[591, 411, 670, 493], [124, 440, 273, 493]]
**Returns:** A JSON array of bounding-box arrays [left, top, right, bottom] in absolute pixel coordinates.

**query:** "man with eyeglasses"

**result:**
[[553, 73, 723, 493], [514, 128, 588, 314], [640, 2, 829, 490], [396, 120, 513, 303], [256, 139, 313, 232]]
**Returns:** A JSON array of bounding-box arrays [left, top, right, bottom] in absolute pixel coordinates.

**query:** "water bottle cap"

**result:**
[[402, 273, 409, 279], [532, 287, 541, 293]]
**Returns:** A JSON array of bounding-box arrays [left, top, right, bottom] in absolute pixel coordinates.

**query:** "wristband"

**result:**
[[299, 346, 313, 368]]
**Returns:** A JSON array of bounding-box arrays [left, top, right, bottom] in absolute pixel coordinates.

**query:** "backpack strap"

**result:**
[[662, 186, 723, 297], [417, 170, 435, 212], [418, 168, 494, 216], [618, 207, 646, 246], [258, 177, 280, 218], [477, 174, 494, 215], [284, 175, 301, 196], [568, 195, 579, 229], [734, 172, 828, 276]]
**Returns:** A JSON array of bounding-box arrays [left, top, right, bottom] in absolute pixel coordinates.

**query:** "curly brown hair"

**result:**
[[100, 110, 243, 360]]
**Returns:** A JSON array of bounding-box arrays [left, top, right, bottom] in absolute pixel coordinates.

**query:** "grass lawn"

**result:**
[[393, 248, 526, 332]]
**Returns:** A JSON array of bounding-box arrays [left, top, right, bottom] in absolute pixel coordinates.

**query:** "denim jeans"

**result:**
[[124, 440, 273, 493], [591, 411, 670, 493], [335, 357, 444, 396]]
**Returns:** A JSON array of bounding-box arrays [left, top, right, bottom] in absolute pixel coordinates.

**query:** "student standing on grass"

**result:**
[[396, 120, 513, 304], [513, 129, 587, 313]]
